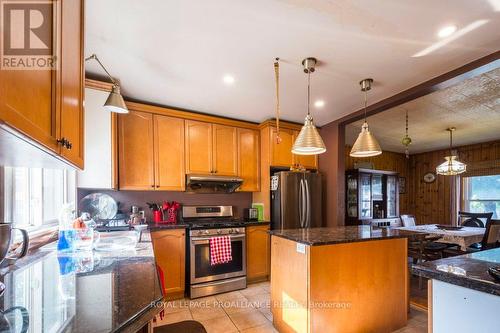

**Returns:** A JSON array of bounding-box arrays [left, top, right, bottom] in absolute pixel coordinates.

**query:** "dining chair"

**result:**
[[467, 219, 500, 252], [458, 211, 493, 228], [400, 214, 416, 227]]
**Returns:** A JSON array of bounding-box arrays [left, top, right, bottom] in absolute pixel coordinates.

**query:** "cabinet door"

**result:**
[[59, 0, 84, 168], [270, 127, 294, 167], [238, 128, 260, 191], [213, 124, 238, 176], [154, 115, 185, 190], [292, 130, 318, 169], [246, 225, 270, 282], [185, 120, 213, 174], [0, 1, 57, 152], [118, 111, 155, 190], [151, 229, 186, 300]]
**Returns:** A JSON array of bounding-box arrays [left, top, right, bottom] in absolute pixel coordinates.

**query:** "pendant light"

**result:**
[[85, 54, 129, 114], [350, 78, 382, 157], [291, 57, 326, 155], [436, 127, 466, 175], [402, 109, 412, 159]]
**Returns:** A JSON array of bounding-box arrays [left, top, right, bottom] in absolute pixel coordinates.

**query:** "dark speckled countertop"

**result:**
[[148, 221, 270, 232], [413, 248, 500, 296], [0, 231, 163, 333], [269, 226, 407, 246]]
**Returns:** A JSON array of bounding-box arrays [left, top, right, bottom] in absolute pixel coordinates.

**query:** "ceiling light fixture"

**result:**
[[223, 75, 235, 85], [436, 127, 466, 176], [412, 19, 488, 57], [349, 78, 382, 158], [437, 25, 457, 38], [314, 100, 325, 108], [291, 57, 326, 155], [85, 54, 128, 114]]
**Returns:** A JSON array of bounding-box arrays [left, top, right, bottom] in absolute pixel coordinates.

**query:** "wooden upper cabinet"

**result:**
[[270, 127, 294, 167], [185, 120, 213, 174], [213, 124, 238, 176], [59, 0, 84, 168], [154, 115, 185, 190], [238, 128, 260, 191], [118, 111, 155, 190], [0, 0, 84, 168], [293, 131, 318, 169]]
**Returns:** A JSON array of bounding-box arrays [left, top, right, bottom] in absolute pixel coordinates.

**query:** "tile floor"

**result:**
[[155, 281, 427, 333]]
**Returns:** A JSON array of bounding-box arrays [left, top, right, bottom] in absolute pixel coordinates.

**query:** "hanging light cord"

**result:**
[[307, 70, 311, 116], [363, 87, 368, 123], [405, 110, 409, 136], [274, 58, 282, 144]]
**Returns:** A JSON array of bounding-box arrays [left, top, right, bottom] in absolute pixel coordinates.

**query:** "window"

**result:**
[[463, 175, 500, 219], [2, 166, 76, 231]]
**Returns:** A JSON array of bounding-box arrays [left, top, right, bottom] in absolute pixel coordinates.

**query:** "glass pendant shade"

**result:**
[[436, 155, 466, 175], [104, 85, 129, 114], [349, 121, 382, 157], [292, 114, 326, 155]]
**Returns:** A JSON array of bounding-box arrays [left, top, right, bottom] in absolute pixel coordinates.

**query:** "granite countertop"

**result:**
[[0, 231, 163, 333], [413, 248, 500, 296], [269, 226, 407, 246]]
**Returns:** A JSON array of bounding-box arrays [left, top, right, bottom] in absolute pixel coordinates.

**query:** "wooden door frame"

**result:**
[[321, 51, 500, 226]]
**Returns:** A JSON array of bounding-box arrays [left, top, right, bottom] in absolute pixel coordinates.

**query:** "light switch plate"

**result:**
[[296, 243, 306, 254]]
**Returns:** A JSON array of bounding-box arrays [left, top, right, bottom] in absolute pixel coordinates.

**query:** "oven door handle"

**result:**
[[191, 234, 246, 243]]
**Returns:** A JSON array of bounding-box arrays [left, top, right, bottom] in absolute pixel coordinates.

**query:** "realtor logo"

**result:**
[[1, 0, 56, 69]]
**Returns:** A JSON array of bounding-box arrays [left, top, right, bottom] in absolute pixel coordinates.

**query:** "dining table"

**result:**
[[395, 224, 485, 251]]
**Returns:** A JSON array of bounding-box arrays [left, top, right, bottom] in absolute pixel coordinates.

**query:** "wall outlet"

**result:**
[[296, 243, 306, 254]]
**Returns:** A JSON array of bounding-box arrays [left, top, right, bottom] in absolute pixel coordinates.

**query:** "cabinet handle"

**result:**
[[151, 185, 155, 188], [156, 185, 160, 188], [57, 137, 72, 150]]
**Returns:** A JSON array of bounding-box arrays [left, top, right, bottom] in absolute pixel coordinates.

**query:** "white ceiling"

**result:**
[[85, 0, 500, 126], [345, 68, 500, 154]]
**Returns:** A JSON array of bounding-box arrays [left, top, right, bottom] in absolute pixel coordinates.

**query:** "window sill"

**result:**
[[11, 224, 59, 254]]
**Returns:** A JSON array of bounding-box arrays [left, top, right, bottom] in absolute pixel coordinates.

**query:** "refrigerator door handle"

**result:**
[[299, 179, 305, 228], [305, 178, 311, 228]]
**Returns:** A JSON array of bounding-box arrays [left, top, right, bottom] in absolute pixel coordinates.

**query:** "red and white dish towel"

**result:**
[[210, 236, 232, 265]]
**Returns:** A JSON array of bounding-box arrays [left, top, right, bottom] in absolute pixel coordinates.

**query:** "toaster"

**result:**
[[243, 208, 259, 221]]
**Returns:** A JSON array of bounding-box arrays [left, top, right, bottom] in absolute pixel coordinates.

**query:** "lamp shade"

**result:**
[[350, 122, 382, 157], [436, 155, 466, 175], [104, 85, 129, 114], [291, 115, 326, 155]]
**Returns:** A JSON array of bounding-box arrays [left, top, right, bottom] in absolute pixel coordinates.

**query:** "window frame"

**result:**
[[462, 174, 500, 219], [1, 166, 76, 236]]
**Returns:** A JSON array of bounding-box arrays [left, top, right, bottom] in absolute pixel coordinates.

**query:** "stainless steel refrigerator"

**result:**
[[271, 171, 323, 230]]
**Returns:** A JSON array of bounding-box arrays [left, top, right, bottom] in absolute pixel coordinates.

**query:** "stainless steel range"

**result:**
[[183, 205, 247, 299]]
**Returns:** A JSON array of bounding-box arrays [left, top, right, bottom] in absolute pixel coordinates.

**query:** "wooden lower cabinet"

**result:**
[[246, 225, 270, 282], [151, 229, 186, 300]]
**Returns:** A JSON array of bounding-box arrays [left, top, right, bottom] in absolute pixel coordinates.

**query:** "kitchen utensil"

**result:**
[[0, 223, 29, 267], [79, 193, 118, 221]]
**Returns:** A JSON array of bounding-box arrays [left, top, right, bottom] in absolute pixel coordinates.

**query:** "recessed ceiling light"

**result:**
[[437, 25, 457, 38], [223, 75, 235, 85], [314, 100, 325, 108]]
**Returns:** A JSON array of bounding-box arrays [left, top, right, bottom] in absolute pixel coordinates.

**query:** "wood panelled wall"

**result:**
[[345, 140, 500, 225], [408, 140, 500, 225], [345, 147, 410, 214]]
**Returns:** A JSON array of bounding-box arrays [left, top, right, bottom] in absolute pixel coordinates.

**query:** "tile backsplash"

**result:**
[[77, 189, 253, 221]]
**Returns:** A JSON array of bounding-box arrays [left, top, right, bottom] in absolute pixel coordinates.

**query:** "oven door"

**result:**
[[190, 234, 246, 284]]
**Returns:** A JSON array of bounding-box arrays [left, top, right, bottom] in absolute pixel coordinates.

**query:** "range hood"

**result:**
[[185, 174, 243, 193]]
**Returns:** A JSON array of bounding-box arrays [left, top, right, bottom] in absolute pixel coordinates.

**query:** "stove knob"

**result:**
[[204, 230, 210, 235], [229, 229, 234, 234], [217, 229, 222, 234]]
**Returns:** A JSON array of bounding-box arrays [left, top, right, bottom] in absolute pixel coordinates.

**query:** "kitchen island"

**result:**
[[269, 226, 408, 333], [413, 248, 500, 333], [0, 231, 163, 333]]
